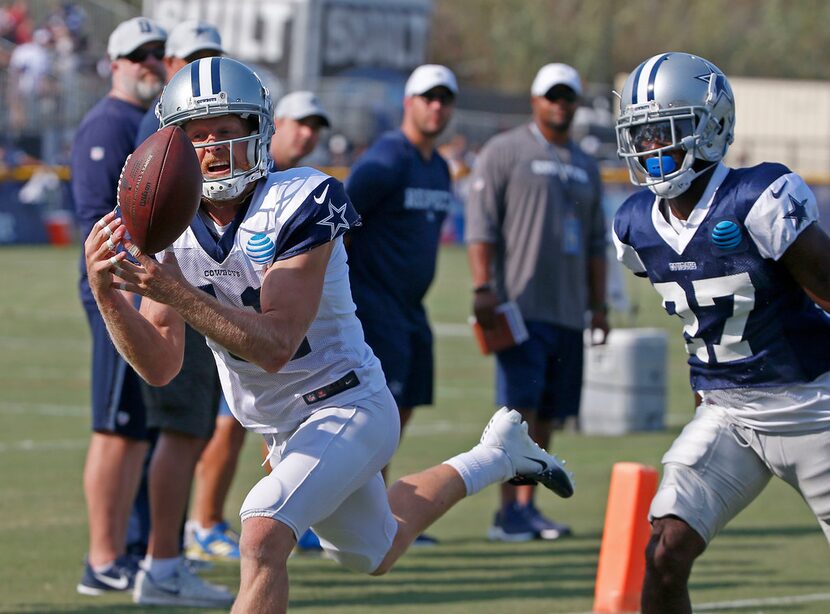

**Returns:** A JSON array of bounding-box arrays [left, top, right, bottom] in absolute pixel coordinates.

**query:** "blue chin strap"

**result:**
[[646, 155, 677, 177]]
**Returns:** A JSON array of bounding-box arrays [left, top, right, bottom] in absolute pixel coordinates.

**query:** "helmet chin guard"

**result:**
[[157, 57, 275, 201], [616, 52, 735, 198]]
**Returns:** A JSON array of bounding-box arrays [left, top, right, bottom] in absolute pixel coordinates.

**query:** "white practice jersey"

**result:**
[[168, 167, 387, 433]]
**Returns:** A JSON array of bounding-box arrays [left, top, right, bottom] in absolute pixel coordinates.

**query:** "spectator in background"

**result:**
[[8, 27, 53, 159], [345, 64, 457, 545], [70, 16, 166, 597], [269, 90, 330, 170], [131, 21, 234, 607], [465, 62, 609, 542]]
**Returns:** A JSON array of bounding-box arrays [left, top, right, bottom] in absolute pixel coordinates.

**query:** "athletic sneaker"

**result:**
[[480, 407, 575, 498], [133, 559, 235, 607], [186, 520, 241, 561], [487, 502, 535, 542], [525, 502, 572, 540], [76, 555, 138, 596]]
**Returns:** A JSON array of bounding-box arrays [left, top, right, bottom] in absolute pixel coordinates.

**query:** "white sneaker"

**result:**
[[132, 560, 235, 608], [480, 407, 575, 498]]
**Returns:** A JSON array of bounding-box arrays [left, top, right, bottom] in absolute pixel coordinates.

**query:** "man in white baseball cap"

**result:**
[[466, 59, 605, 544], [73, 15, 167, 599], [404, 63, 458, 98], [269, 91, 331, 170], [134, 20, 224, 145], [530, 62, 583, 98], [164, 20, 223, 63], [107, 16, 166, 61], [345, 64, 458, 547]]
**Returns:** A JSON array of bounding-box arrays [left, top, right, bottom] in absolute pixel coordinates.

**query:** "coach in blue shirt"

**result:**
[[70, 16, 166, 596], [346, 66, 457, 538]]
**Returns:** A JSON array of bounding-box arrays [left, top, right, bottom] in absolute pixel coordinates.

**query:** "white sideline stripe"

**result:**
[[0, 438, 87, 453], [694, 592, 830, 611], [560, 591, 830, 614], [0, 402, 86, 417], [433, 322, 471, 337]]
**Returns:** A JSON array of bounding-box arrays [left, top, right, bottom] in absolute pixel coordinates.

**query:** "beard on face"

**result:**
[[132, 75, 164, 107]]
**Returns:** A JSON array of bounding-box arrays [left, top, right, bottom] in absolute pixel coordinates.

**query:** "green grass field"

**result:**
[[1, 243, 828, 613]]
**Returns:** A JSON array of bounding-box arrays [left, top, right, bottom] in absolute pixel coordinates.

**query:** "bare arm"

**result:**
[[467, 240, 499, 329], [110, 218, 333, 374], [779, 222, 830, 311], [587, 253, 610, 344], [162, 242, 332, 373], [84, 211, 185, 386]]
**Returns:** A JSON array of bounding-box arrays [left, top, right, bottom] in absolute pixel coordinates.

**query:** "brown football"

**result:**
[[117, 125, 202, 253]]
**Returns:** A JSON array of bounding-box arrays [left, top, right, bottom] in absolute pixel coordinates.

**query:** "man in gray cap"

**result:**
[[269, 90, 331, 171], [72, 16, 166, 597], [129, 19, 235, 608], [135, 20, 224, 143]]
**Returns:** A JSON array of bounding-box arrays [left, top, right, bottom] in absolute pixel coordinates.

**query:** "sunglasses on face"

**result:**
[[122, 46, 165, 63], [420, 90, 455, 105], [544, 86, 577, 104]]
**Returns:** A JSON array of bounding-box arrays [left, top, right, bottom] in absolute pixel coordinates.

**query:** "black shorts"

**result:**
[[142, 325, 222, 440]]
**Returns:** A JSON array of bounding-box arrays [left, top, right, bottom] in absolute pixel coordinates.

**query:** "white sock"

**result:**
[[144, 555, 181, 581], [444, 444, 513, 496], [91, 559, 116, 574]]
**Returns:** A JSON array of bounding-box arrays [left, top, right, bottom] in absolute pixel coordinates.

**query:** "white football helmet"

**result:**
[[157, 57, 274, 201], [616, 52, 735, 198]]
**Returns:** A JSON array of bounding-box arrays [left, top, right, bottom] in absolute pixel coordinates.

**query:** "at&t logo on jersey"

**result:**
[[711, 220, 743, 250], [245, 233, 276, 264]]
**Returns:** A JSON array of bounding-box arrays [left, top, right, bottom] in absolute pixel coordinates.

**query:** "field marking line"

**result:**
[[0, 438, 88, 453], [0, 401, 87, 417], [560, 591, 830, 614]]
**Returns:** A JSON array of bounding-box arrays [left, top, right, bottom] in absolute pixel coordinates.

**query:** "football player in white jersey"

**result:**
[[84, 57, 574, 613], [614, 52, 830, 613]]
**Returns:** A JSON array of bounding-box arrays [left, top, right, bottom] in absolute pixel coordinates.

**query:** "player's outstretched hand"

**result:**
[[110, 238, 188, 306], [85, 211, 129, 301]]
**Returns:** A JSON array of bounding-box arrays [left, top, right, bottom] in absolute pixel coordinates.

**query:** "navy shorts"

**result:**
[[141, 325, 222, 440], [84, 299, 149, 440], [360, 310, 433, 409], [495, 321, 584, 421]]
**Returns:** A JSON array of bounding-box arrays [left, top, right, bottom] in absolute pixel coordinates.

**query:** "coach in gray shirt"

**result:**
[[466, 62, 608, 543]]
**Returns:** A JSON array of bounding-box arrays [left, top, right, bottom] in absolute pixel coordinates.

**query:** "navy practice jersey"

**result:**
[[71, 96, 147, 304], [346, 130, 453, 321], [613, 162, 830, 392], [167, 167, 388, 433]]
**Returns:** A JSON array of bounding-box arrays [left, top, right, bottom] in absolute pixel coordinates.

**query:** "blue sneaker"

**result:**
[[524, 502, 572, 540], [186, 520, 241, 561], [76, 555, 138, 595], [296, 528, 322, 551], [487, 502, 535, 542]]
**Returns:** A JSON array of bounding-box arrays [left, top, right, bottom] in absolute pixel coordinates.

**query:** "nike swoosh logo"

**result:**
[[95, 573, 129, 590], [313, 185, 329, 205], [771, 179, 787, 199], [523, 456, 548, 472]]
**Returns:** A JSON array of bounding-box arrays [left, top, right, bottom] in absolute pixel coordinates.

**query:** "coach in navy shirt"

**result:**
[[71, 16, 166, 597], [346, 65, 457, 530]]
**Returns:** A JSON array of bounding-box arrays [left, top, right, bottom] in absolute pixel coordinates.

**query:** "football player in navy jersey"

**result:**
[[83, 57, 574, 613], [613, 52, 830, 613]]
